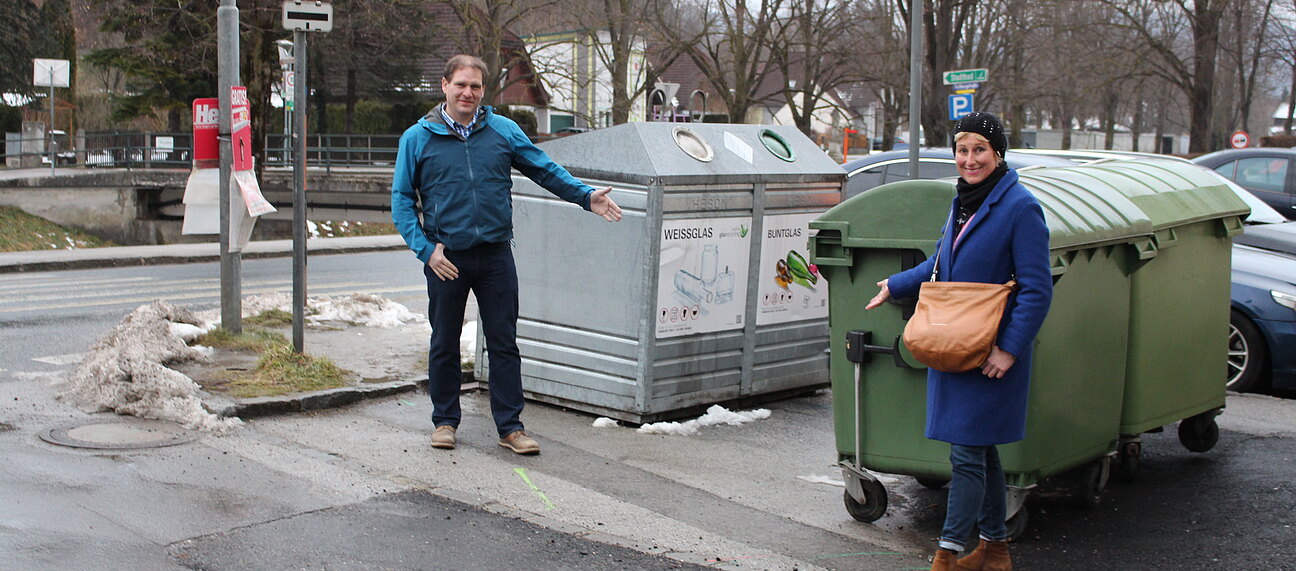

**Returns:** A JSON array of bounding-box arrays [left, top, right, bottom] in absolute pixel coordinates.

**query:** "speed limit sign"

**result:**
[[1231, 130, 1250, 149]]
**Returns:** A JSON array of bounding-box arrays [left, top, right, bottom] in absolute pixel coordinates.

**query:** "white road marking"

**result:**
[[32, 353, 84, 365]]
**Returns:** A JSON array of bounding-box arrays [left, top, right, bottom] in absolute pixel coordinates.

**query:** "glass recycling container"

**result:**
[[484, 123, 842, 423]]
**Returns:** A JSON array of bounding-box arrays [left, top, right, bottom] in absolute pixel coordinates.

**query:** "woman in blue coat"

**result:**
[[865, 112, 1052, 571]]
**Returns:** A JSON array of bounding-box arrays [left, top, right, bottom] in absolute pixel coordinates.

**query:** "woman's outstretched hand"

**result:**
[[864, 279, 890, 310]]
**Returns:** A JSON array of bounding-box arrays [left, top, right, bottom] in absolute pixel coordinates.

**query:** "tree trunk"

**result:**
[[1188, 0, 1225, 153], [1131, 98, 1143, 152]]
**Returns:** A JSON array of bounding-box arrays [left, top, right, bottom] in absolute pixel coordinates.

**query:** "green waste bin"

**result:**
[[810, 170, 1158, 536], [1024, 159, 1249, 461]]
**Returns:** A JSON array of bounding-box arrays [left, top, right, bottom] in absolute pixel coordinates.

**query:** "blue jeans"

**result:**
[[939, 444, 1008, 552], [423, 242, 524, 438]]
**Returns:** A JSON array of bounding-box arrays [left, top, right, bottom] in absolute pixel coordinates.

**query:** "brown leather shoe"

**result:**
[[430, 425, 456, 449], [957, 539, 1012, 571], [498, 430, 540, 454], [931, 548, 958, 571]]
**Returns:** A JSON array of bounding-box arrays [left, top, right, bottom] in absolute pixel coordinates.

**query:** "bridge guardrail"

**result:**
[[2, 131, 403, 171]]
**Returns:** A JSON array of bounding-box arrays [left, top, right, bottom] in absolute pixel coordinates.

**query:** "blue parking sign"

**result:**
[[948, 94, 974, 120]]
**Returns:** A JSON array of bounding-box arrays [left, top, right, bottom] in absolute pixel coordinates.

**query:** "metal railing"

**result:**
[[2, 131, 403, 171]]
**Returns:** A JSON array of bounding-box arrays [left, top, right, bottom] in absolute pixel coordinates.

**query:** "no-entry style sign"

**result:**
[[1230, 130, 1250, 149]]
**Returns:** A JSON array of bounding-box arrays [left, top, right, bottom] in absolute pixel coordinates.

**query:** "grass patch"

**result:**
[[194, 326, 351, 398], [224, 345, 349, 398], [245, 309, 293, 327], [0, 205, 116, 252], [196, 326, 287, 352]]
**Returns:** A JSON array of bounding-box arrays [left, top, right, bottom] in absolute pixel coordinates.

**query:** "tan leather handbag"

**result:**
[[901, 238, 1017, 373]]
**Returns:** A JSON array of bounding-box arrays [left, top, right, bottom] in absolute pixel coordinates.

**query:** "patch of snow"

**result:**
[[169, 322, 206, 343], [308, 293, 423, 327], [592, 417, 619, 428], [200, 292, 425, 329], [636, 405, 771, 436], [798, 475, 845, 487], [56, 300, 242, 433]]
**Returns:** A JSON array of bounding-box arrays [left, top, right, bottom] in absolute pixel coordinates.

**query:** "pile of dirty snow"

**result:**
[[636, 405, 771, 436], [57, 300, 242, 433], [203, 292, 425, 328]]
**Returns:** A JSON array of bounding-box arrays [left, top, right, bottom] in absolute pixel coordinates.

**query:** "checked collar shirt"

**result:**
[[440, 105, 484, 140]]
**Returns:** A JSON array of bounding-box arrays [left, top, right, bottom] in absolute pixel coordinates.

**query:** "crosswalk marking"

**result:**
[[31, 353, 84, 365], [0, 284, 425, 314], [2, 278, 295, 304]]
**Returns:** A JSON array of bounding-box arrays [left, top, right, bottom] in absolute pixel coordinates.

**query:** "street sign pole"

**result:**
[[47, 74, 54, 176], [283, 0, 332, 353], [218, 0, 242, 334], [909, 0, 922, 179], [292, 29, 308, 353]]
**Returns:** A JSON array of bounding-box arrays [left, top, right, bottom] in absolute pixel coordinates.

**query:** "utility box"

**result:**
[[493, 123, 842, 423]]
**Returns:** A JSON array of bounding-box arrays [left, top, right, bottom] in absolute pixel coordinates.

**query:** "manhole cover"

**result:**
[[39, 417, 199, 450]]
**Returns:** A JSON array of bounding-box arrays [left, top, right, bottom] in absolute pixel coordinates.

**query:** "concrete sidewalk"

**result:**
[[0, 234, 408, 273]]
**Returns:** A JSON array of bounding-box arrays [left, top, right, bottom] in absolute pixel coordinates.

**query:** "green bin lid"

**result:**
[[811, 175, 1153, 253], [1021, 159, 1249, 231]]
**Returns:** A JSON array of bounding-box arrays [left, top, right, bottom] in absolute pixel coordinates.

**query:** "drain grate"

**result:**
[[40, 417, 199, 450]]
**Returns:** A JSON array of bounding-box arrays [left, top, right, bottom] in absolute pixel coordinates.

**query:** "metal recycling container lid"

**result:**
[[809, 174, 1155, 256], [534, 122, 845, 186], [1021, 159, 1250, 232]]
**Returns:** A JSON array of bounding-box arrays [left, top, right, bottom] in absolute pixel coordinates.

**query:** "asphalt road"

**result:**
[[2, 253, 1295, 570]]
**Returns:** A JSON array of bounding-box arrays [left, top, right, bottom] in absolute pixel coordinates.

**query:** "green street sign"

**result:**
[[942, 68, 988, 85]]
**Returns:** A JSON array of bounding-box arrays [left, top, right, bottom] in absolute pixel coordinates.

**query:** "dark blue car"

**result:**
[[1229, 245, 1296, 392]]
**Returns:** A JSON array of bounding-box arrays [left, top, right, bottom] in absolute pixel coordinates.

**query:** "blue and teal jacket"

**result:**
[[391, 104, 593, 263]]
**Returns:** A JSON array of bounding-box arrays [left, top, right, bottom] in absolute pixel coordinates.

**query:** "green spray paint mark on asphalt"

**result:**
[[514, 467, 556, 510]]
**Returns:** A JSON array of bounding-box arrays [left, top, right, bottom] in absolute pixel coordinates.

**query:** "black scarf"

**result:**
[[955, 163, 1009, 232]]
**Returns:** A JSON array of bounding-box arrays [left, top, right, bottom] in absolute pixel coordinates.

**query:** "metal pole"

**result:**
[[292, 30, 308, 353], [908, 0, 922, 180], [48, 73, 54, 176], [218, 0, 242, 334]]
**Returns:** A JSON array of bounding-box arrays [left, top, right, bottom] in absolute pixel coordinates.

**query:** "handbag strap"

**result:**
[[928, 211, 956, 283]]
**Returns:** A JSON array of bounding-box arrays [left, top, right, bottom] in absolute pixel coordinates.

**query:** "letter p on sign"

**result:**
[[949, 94, 974, 121]]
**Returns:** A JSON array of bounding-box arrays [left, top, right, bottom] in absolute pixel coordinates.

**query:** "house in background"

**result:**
[[523, 29, 648, 134]]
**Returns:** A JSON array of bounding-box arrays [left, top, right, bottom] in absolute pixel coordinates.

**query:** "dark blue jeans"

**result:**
[[939, 444, 1008, 552], [422, 242, 524, 438]]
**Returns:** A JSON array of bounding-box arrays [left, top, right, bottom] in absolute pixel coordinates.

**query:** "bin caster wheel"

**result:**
[[843, 480, 888, 523], [1005, 507, 1028, 541], [1117, 441, 1141, 482], [1178, 412, 1219, 453], [1080, 459, 1108, 507], [914, 477, 949, 490]]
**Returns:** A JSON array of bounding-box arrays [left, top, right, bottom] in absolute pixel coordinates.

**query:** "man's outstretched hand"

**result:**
[[590, 187, 622, 222]]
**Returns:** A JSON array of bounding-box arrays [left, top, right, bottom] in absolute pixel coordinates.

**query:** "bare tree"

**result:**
[[899, 0, 980, 147], [438, 0, 563, 106], [768, 0, 857, 137], [1102, 0, 1231, 153], [1221, 0, 1275, 134], [661, 0, 786, 123]]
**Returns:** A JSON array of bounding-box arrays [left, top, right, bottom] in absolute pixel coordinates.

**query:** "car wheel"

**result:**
[[1227, 310, 1269, 393]]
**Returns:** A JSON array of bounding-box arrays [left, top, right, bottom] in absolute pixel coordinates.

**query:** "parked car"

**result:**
[[1229, 245, 1296, 392], [1192, 148, 1296, 219], [841, 148, 1074, 199]]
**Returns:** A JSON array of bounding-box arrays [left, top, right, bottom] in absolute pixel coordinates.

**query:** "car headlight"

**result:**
[[1274, 290, 1296, 311]]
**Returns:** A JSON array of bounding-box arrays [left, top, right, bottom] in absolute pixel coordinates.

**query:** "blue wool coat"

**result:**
[[887, 169, 1053, 446]]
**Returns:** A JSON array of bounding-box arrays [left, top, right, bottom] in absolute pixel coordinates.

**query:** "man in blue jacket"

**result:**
[[392, 54, 622, 455]]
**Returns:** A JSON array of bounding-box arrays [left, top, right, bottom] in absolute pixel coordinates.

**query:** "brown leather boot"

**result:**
[[931, 548, 958, 571], [956, 538, 1012, 571]]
